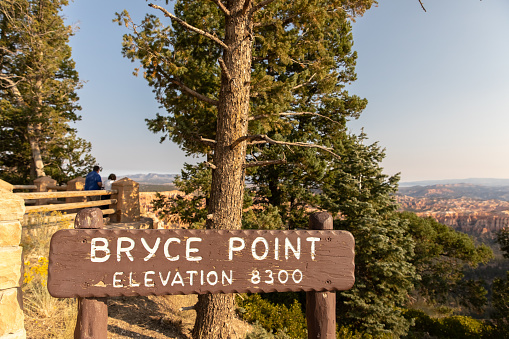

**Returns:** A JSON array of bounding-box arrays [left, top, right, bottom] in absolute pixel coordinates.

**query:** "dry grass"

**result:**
[[22, 211, 72, 257], [22, 212, 77, 338]]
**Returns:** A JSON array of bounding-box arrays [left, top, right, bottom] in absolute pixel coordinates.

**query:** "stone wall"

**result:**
[[0, 182, 26, 338]]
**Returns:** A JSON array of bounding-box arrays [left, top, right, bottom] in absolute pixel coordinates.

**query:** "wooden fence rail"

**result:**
[[10, 176, 142, 224], [25, 200, 117, 213], [14, 190, 117, 200], [47, 185, 68, 191], [12, 185, 37, 190]]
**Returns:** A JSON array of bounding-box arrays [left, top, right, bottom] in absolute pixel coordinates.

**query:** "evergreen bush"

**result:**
[[404, 309, 491, 338], [237, 294, 307, 338]]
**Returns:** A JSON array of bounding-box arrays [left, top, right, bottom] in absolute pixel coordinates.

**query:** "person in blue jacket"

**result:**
[[85, 165, 102, 201]]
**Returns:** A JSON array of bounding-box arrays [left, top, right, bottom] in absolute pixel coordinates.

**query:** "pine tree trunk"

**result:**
[[29, 79, 46, 178], [9, 82, 46, 178], [192, 2, 252, 338], [28, 124, 46, 178]]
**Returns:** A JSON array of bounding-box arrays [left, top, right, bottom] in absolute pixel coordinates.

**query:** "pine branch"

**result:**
[[0, 74, 25, 89], [253, 13, 300, 28], [163, 74, 219, 106], [209, 0, 230, 16], [241, 0, 251, 16], [0, 46, 16, 55], [0, 75, 26, 106], [288, 56, 312, 68], [129, 47, 218, 106], [199, 136, 217, 146], [204, 161, 217, 169], [250, 0, 277, 14], [231, 134, 341, 159], [249, 111, 341, 125], [280, 111, 340, 125], [291, 73, 316, 90], [149, 3, 229, 50], [418, 0, 427, 12], [218, 58, 232, 82], [243, 159, 287, 168]]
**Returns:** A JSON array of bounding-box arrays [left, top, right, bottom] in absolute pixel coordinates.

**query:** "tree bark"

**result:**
[[7, 81, 46, 178], [32, 77, 47, 178], [192, 1, 253, 338], [27, 124, 46, 178]]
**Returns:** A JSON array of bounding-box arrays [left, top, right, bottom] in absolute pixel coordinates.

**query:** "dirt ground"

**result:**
[[108, 294, 251, 339], [107, 295, 196, 339], [24, 293, 251, 339], [76, 294, 251, 339]]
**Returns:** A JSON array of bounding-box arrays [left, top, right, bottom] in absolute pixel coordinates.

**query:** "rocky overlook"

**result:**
[[397, 183, 509, 236]]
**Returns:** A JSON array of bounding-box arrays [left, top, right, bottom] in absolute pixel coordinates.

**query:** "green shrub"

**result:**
[[404, 309, 491, 338], [246, 322, 293, 339], [337, 326, 387, 338], [437, 316, 484, 338], [238, 294, 307, 338]]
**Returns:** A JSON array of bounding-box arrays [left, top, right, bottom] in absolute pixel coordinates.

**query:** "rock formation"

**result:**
[[397, 195, 509, 236]]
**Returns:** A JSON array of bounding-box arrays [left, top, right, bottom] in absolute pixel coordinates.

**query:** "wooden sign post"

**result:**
[[48, 209, 355, 338], [306, 212, 336, 338], [73, 208, 108, 339]]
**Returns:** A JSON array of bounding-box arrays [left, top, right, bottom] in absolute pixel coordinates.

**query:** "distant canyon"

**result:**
[[397, 183, 509, 236], [138, 181, 509, 236], [397, 195, 509, 236]]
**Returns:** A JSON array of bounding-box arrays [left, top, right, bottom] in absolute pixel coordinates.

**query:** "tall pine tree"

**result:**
[[117, 0, 380, 337], [313, 133, 415, 336], [0, 0, 95, 184]]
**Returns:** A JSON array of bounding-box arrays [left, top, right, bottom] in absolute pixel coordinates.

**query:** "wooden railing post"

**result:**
[[110, 178, 140, 223], [306, 212, 336, 338], [34, 176, 57, 206], [74, 208, 108, 339], [0, 181, 26, 339]]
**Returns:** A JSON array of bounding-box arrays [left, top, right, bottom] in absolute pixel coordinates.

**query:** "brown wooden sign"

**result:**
[[48, 229, 354, 298]]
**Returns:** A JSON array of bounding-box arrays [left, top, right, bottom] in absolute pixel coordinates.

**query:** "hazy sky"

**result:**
[[63, 0, 509, 182]]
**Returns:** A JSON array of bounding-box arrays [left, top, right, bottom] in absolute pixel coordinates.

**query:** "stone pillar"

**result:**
[[0, 185, 26, 338], [110, 178, 140, 223], [66, 177, 85, 202], [33, 176, 57, 206], [66, 177, 86, 214], [0, 180, 13, 192]]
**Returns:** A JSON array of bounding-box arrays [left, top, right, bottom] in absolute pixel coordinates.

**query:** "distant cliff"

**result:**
[[126, 173, 177, 185], [399, 183, 509, 201], [399, 178, 509, 187], [397, 184, 509, 236]]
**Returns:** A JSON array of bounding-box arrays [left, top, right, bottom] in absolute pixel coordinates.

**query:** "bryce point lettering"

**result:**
[[90, 235, 321, 263]]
